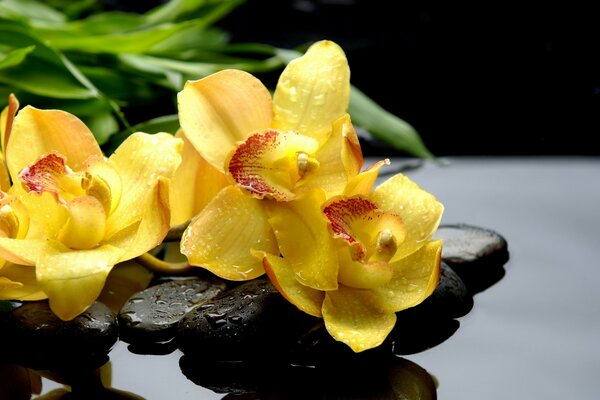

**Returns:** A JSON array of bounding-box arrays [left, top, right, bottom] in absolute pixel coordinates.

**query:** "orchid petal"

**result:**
[[181, 185, 277, 281], [0, 238, 45, 265], [170, 131, 228, 226], [322, 285, 396, 352], [106, 132, 182, 237], [337, 248, 393, 289], [36, 241, 123, 320], [372, 174, 444, 261], [19, 191, 69, 240], [261, 252, 324, 317], [273, 40, 350, 142], [265, 188, 338, 290], [302, 114, 363, 196], [18, 153, 83, 201], [178, 69, 273, 172], [322, 196, 406, 262], [0, 93, 18, 153], [6, 106, 102, 179], [82, 155, 122, 215], [58, 195, 106, 250], [372, 240, 442, 312], [227, 130, 319, 200], [0, 94, 18, 191], [0, 263, 46, 301], [344, 159, 390, 196], [109, 178, 171, 261]]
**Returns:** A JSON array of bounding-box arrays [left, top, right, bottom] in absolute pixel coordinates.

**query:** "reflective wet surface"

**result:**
[[5, 157, 598, 399]]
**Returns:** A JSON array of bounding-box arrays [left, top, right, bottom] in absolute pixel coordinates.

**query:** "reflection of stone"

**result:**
[[0, 301, 117, 370], [118, 275, 226, 344], [180, 351, 437, 398], [436, 223, 509, 294]]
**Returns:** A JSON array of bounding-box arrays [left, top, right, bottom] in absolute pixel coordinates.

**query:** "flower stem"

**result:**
[[164, 220, 191, 242], [136, 252, 194, 274]]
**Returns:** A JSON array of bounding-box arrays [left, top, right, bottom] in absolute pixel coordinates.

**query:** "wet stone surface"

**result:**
[[411, 262, 473, 320], [0, 301, 118, 370], [118, 275, 226, 344], [436, 223, 509, 293], [177, 276, 317, 361]]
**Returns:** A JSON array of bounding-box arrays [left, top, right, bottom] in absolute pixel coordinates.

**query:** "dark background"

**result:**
[[217, 1, 600, 157]]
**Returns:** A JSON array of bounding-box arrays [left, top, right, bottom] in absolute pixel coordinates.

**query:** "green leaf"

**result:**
[[0, 0, 66, 27], [145, 0, 245, 25], [62, 11, 147, 34], [0, 45, 35, 69], [0, 22, 99, 98], [102, 114, 179, 155], [147, 25, 229, 55], [0, 54, 95, 99], [85, 109, 119, 145], [42, 19, 203, 54], [349, 86, 434, 159]]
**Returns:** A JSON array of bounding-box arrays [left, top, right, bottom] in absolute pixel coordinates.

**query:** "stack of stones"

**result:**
[[0, 224, 508, 395]]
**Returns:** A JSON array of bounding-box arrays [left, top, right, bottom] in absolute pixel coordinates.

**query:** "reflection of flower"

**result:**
[[179, 41, 362, 280], [177, 40, 444, 352], [0, 97, 182, 320]]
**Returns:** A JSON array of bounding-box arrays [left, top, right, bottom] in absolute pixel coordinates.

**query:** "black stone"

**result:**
[[177, 276, 316, 361], [0, 301, 118, 370], [407, 262, 473, 320], [389, 263, 471, 354], [118, 275, 226, 344], [288, 320, 389, 369], [436, 223, 509, 294]]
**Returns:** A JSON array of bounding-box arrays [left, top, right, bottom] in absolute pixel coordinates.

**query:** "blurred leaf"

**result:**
[[62, 12, 147, 34], [85, 109, 119, 145], [102, 114, 179, 155], [44, 0, 100, 20], [148, 25, 229, 55], [0, 45, 35, 69], [349, 86, 434, 159], [145, 0, 244, 25], [40, 19, 201, 54], [0, 0, 66, 27], [0, 21, 100, 98], [0, 55, 94, 98]]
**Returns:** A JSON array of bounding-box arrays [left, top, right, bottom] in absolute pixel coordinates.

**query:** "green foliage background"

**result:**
[[0, 0, 433, 158]]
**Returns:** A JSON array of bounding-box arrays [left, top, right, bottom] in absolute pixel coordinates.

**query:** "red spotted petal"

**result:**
[[227, 129, 318, 200]]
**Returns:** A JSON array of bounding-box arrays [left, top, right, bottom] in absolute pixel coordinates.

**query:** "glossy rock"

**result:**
[[118, 275, 226, 344], [0, 301, 118, 369], [177, 277, 316, 361], [436, 223, 509, 293], [412, 262, 473, 319]]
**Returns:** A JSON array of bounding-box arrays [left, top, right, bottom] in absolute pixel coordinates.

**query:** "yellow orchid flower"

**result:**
[[179, 40, 363, 280], [0, 101, 183, 320], [0, 93, 38, 302], [257, 169, 444, 352]]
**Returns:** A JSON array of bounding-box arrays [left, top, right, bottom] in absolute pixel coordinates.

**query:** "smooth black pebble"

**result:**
[[436, 223, 509, 293], [118, 275, 226, 344], [0, 301, 117, 369], [177, 276, 316, 361]]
